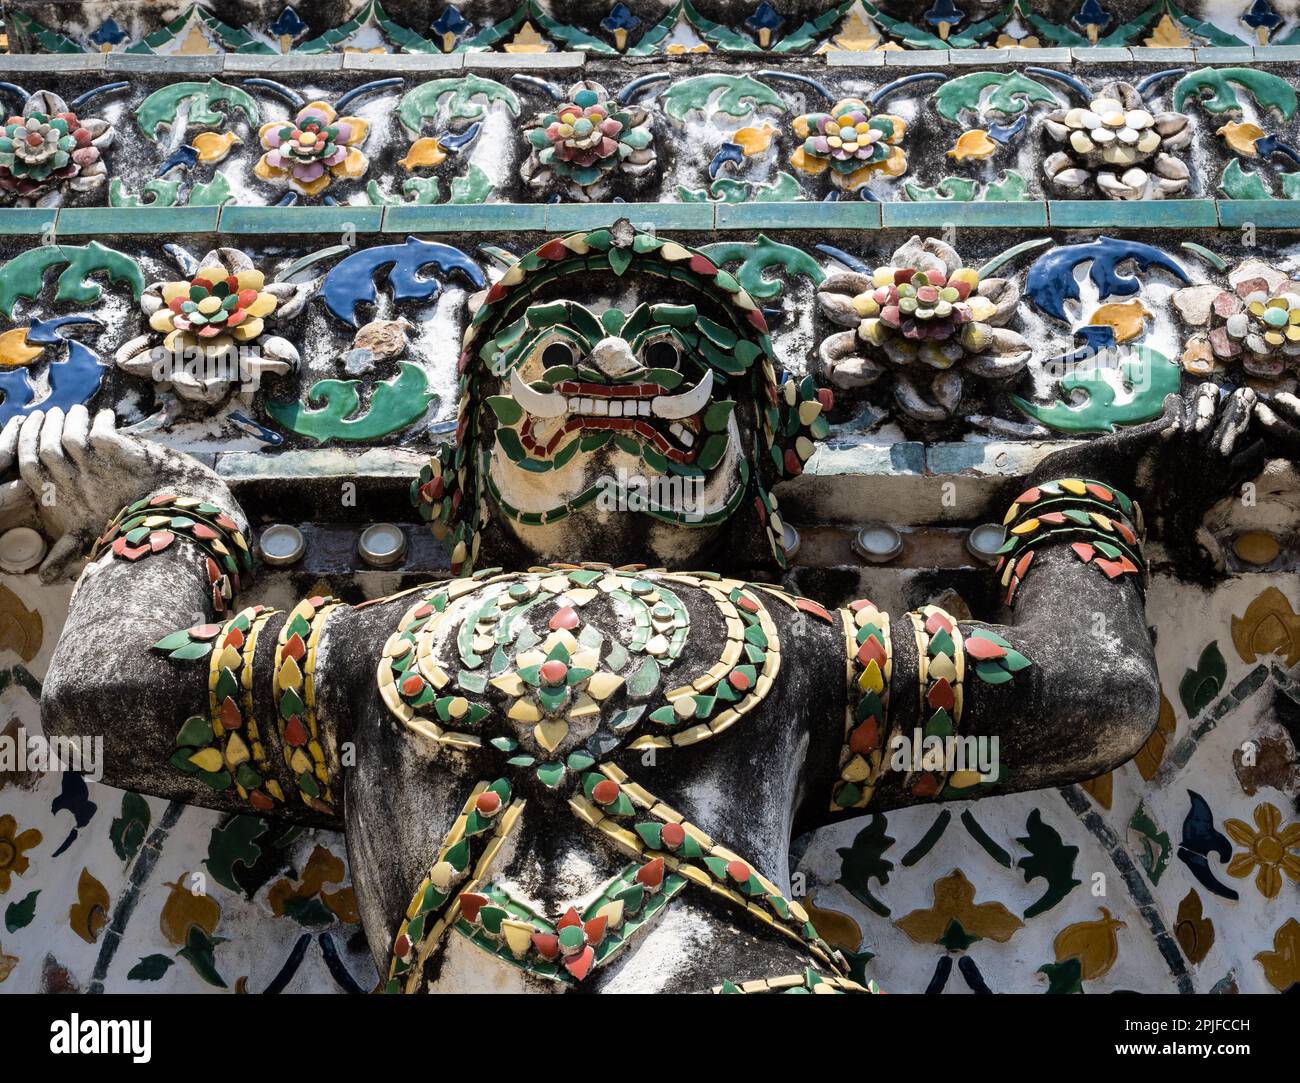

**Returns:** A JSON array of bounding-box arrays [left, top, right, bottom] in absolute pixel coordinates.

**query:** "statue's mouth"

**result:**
[[510, 367, 714, 463]]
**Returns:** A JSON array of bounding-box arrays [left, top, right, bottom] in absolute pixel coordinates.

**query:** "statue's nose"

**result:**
[[588, 337, 638, 379]]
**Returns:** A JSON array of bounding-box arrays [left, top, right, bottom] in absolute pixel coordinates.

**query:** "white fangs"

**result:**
[[510, 367, 568, 418], [650, 369, 712, 420], [516, 367, 713, 422]]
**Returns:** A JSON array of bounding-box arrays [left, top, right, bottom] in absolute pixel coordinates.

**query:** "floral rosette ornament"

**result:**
[[1173, 258, 1300, 383], [521, 81, 655, 201], [1042, 82, 1190, 200], [0, 90, 113, 205], [817, 236, 1030, 424], [115, 248, 311, 408], [255, 100, 369, 198], [789, 98, 907, 192]]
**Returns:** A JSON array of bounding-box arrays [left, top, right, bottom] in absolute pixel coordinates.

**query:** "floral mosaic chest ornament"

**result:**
[[255, 100, 370, 198], [816, 235, 1029, 424], [1174, 258, 1300, 382], [375, 564, 851, 990], [1042, 82, 1190, 200], [521, 81, 655, 201], [0, 91, 113, 206], [789, 97, 907, 192], [114, 247, 311, 408]]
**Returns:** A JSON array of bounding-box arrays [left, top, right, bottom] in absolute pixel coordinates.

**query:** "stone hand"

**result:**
[[0, 405, 239, 582], [1157, 382, 1259, 460], [1254, 390, 1300, 456], [1025, 384, 1265, 578], [0, 411, 38, 533]]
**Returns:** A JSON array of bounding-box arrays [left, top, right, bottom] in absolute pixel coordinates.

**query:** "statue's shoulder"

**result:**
[[372, 565, 828, 760]]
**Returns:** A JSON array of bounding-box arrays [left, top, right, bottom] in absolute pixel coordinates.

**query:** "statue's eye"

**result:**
[[541, 341, 576, 369], [644, 339, 680, 370]]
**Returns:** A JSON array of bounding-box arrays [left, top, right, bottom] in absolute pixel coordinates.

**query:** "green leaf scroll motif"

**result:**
[[127, 954, 175, 982], [677, 172, 803, 204], [136, 79, 260, 137], [397, 75, 520, 136], [0, 242, 145, 318], [836, 814, 895, 917], [1178, 642, 1227, 719], [178, 925, 228, 988], [265, 362, 437, 443], [698, 234, 824, 299], [4, 890, 38, 933], [189, 172, 238, 208], [660, 74, 785, 124], [1012, 344, 1180, 434], [1016, 809, 1080, 919], [933, 71, 1061, 122], [1172, 68, 1298, 120], [110, 792, 151, 862], [109, 177, 181, 208]]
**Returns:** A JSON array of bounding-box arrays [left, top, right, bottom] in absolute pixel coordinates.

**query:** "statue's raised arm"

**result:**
[[8, 405, 344, 827]]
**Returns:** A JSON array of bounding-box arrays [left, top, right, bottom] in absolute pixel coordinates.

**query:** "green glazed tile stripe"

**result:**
[[56, 206, 221, 235], [16, 201, 1300, 240], [382, 203, 547, 233], [1215, 200, 1300, 228], [543, 202, 714, 232], [714, 202, 882, 230], [0, 208, 58, 236], [882, 202, 1048, 228], [217, 205, 384, 234], [1047, 200, 1219, 228]]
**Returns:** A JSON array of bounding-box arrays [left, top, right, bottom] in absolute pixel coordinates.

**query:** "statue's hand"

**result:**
[[1254, 390, 1300, 457], [0, 405, 239, 582], [1155, 382, 1258, 461], [1026, 384, 1264, 578]]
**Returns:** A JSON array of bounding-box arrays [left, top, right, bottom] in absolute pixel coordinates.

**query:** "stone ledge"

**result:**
[[464, 51, 585, 71], [224, 54, 346, 72], [212, 439, 1081, 529], [105, 53, 226, 74], [342, 51, 463, 72], [0, 53, 107, 71], [1070, 47, 1133, 63], [1193, 46, 1257, 62]]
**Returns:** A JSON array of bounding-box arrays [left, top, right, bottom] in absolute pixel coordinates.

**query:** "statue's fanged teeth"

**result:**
[[511, 367, 568, 418], [651, 369, 712, 420]]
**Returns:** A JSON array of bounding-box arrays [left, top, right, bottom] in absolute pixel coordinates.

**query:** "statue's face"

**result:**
[[474, 273, 762, 567]]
